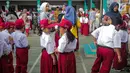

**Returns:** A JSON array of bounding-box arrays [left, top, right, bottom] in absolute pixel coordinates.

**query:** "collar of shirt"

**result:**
[[3, 29, 9, 33], [15, 30, 23, 33]]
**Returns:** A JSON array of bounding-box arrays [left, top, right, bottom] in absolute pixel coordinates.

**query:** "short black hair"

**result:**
[[66, 29, 75, 43], [56, 7, 59, 9]]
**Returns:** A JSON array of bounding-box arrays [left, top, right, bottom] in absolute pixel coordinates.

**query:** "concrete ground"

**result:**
[[13, 31, 130, 73]]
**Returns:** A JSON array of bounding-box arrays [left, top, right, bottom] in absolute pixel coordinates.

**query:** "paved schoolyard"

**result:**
[[13, 32, 130, 73]]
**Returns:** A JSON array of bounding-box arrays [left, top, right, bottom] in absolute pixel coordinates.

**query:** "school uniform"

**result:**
[[89, 10, 96, 32], [39, 14, 58, 73], [0, 33, 10, 73], [91, 24, 121, 73], [12, 30, 29, 73], [2, 29, 14, 73], [40, 32, 57, 73], [80, 16, 89, 36], [113, 22, 129, 70], [58, 33, 77, 73], [25, 20, 31, 37]]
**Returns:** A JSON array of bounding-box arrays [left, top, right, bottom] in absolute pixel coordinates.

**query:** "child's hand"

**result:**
[[54, 48, 59, 53], [51, 54, 57, 65], [9, 36, 14, 45], [52, 58, 56, 65], [118, 56, 122, 63]]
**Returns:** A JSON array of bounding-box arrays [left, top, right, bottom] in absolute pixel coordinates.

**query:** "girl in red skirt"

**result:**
[[80, 13, 89, 36], [25, 17, 31, 37], [40, 19, 57, 73], [55, 6, 77, 73], [113, 14, 129, 71], [55, 18, 77, 73], [91, 15, 122, 73]]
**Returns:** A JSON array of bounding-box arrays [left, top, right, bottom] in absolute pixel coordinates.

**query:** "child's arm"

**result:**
[[114, 48, 121, 62], [92, 36, 97, 45], [113, 31, 122, 63], [51, 53, 56, 65], [20, 35, 29, 48], [91, 27, 102, 43]]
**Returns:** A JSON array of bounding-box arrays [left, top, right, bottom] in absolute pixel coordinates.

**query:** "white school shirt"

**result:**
[[2, 30, 12, 52], [25, 22, 30, 29], [0, 40, 10, 58], [118, 30, 128, 43], [80, 17, 88, 24], [0, 32, 10, 58], [40, 32, 55, 54], [91, 25, 121, 48], [58, 33, 77, 53], [11, 30, 28, 48]]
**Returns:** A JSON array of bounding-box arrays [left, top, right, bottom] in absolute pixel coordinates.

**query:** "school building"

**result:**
[[0, 0, 101, 11]]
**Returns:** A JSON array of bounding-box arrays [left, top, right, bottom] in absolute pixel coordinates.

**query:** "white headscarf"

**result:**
[[79, 8, 84, 13], [40, 2, 49, 12]]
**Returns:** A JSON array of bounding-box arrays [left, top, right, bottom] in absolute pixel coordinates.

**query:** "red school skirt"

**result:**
[[40, 49, 57, 73], [55, 31, 60, 48], [16, 48, 28, 73], [80, 23, 89, 36], [0, 55, 9, 73], [113, 43, 128, 70], [25, 28, 30, 35], [58, 52, 76, 73], [7, 52, 14, 73]]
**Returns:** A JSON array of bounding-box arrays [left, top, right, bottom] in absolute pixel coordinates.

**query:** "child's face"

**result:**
[[107, 18, 112, 24], [8, 27, 15, 34], [59, 27, 66, 36], [44, 28, 50, 33], [21, 27, 25, 33], [103, 16, 112, 24]]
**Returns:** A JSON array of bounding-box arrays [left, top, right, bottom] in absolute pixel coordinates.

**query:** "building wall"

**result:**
[[0, 1, 84, 11], [0, 0, 101, 11]]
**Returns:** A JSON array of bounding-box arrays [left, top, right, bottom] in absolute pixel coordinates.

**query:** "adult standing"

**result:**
[[40, 2, 50, 21], [80, 13, 89, 36], [19, 9, 28, 23], [105, 2, 123, 26], [89, 8, 96, 32], [61, 3, 67, 14]]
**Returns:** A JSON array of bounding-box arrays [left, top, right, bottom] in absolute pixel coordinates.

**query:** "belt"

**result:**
[[42, 48, 46, 52], [16, 47, 28, 49], [1, 54, 8, 58], [97, 45, 113, 50], [121, 42, 127, 44], [60, 51, 74, 54]]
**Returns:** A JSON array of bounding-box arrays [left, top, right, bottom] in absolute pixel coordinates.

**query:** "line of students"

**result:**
[[0, 18, 29, 73]]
